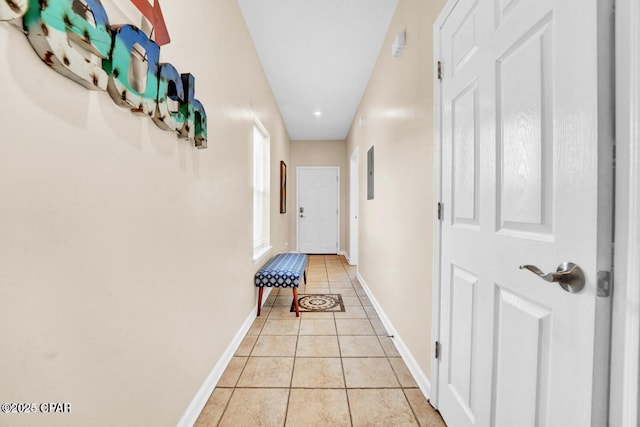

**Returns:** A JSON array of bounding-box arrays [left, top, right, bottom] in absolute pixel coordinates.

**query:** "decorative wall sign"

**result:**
[[1, 0, 207, 149]]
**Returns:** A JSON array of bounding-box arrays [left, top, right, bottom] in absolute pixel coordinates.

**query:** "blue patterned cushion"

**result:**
[[255, 253, 308, 288]]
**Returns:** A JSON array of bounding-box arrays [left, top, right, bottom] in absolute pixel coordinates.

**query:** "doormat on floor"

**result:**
[[290, 294, 345, 312]]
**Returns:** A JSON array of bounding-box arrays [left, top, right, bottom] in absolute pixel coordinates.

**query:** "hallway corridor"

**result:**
[[194, 255, 447, 426]]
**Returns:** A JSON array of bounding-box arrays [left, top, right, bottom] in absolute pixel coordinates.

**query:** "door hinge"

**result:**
[[597, 271, 611, 297], [435, 341, 441, 359], [437, 202, 443, 221], [437, 61, 442, 80]]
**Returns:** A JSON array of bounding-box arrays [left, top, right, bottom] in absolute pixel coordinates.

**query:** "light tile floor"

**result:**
[[195, 255, 447, 427]]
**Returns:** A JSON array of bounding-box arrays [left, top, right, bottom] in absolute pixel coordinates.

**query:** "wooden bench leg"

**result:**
[[292, 288, 300, 317], [257, 287, 264, 316]]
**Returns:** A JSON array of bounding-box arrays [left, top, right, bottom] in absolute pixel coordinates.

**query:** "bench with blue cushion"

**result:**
[[255, 253, 308, 317]]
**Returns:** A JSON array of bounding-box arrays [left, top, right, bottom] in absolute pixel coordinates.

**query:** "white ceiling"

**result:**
[[237, 0, 399, 141]]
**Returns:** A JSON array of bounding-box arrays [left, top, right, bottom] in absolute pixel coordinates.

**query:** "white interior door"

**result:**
[[349, 148, 359, 265], [297, 167, 340, 254], [436, 0, 613, 426]]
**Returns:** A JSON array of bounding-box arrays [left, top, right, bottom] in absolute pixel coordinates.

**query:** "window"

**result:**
[[253, 122, 270, 260]]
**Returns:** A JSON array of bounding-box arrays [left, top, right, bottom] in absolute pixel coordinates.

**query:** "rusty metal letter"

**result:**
[[23, 0, 111, 90], [0, 0, 28, 21], [104, 24, 159, 116], [178, 73, 207, 149], [153, 62, 185, 134]]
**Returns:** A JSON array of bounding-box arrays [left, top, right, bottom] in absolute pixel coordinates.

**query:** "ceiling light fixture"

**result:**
[[314, 111, 322, 117]]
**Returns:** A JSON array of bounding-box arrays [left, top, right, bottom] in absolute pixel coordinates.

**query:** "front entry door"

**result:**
[[297, 167, 340, 254], [436, 0, 613, 426]]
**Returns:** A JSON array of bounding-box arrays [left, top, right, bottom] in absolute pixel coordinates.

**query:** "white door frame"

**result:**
[[296, 166, 340, 254], [430, 0, 457, 408], [431, 1, 640, 425], [610, 1, 640, 426], [349, 147, 359, 265]]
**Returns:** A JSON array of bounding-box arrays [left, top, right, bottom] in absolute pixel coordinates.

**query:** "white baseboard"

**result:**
[[176, 288, 272, 426], [356, 272, 432, 400], [338, 250, 349, 261]]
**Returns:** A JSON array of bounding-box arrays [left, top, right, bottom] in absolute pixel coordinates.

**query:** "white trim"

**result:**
[[430, 0, 458, 409], [610, 1, 640, 426], [252, 119, 270, 255], [349, 147, 360, 266], [296, 166, 341, 254], [176, 298, 267, 427], [252, 245, 273, 267], [357, 271, 431, 400]]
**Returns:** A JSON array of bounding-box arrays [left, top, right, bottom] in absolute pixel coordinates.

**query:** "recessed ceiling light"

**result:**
[[314, 111, 322, 117]]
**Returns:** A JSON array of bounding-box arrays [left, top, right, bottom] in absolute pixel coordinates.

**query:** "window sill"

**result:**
[[253, 245, 273, 267]]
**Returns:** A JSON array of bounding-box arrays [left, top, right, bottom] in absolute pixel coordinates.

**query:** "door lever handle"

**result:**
[[519, 262, 585, 293]]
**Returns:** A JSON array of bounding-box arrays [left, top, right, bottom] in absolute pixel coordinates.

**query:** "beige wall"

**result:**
[[290, 140, 348, 252], [345, 0, 445, 379], [0, 1, 289, 426]]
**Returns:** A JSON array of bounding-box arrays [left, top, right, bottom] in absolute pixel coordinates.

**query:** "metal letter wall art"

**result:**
[[2, 0, 207, 148]]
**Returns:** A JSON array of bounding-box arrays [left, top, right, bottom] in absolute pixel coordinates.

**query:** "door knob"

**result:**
[[519, 262, 585, 293]]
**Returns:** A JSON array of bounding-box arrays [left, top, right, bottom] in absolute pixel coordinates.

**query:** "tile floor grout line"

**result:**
[[381, 331, 422, 423], [352, 256, 422, 425], [349, 258, 412, 419], [215, 386, 237, 427], [220, 255, 270, 424], [402, 387, 424, 426], [285, 254, 321, 426], [333, 256, 355, 427]]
